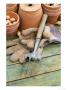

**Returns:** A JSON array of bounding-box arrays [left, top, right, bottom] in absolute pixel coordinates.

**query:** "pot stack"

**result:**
[[18, 4, 43, 30], [6, 11, 20, 36], [6, 4, 61, 37], [6, 4, 17, 12], [42, 4, 61, 24]]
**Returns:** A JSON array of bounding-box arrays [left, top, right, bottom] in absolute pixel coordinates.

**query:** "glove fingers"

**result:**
[[19, 54, 26, 64], [39, 39, 48, 48], [22, 28, 37, 36], [6, 44, 22, 55], [10, 48, 27, 62]]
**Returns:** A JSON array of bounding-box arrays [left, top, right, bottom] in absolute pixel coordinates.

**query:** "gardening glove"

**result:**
[[22, 28, 37, 36], [6, 38, 28, 63], [17, 31, 49, 52], [43, 25, 61, 43], [6, 38, 19, 48], [17, 28, 37, 40], [17, 31, 35, 50]]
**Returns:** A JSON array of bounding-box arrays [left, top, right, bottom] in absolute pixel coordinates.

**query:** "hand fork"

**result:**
[[25, 14, 48, 61]]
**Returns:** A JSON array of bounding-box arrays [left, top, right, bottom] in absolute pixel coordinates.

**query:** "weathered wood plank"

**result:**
[[42, 44, 60, 57], [6, 55, 61, 82], [7, 44, 60, 66], [7, 70, 61, 86]]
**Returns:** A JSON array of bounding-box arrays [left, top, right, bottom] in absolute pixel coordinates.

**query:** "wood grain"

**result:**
[[6, 55, 61, 82], [7, 70, 61, 86]]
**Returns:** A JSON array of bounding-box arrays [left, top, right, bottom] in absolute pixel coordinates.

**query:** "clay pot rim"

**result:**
[[43, 4, 61, 9], [44, 8, 61, 16], [19, 4, 42, 12], [6, 11, 19, 27], [7, 4, 17, 7]]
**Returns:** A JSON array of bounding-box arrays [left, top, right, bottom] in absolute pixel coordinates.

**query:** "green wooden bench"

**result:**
[[6, 43, 61, 86]]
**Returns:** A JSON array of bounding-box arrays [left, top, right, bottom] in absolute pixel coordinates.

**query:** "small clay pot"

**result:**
[[6, 11, 20, 36], [42, 4, 61, 24], [18, 4, 43, 30], [6, 4, 17, 12]]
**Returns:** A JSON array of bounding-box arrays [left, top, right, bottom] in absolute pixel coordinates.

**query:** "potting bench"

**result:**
[[6, 26, 61, 86]]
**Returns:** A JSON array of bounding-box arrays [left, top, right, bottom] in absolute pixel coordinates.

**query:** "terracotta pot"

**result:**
[[18, 4, 43, 30], [6, 11, 20, 36], [42, 4, 61, 24], [6, 4, 17, 12]]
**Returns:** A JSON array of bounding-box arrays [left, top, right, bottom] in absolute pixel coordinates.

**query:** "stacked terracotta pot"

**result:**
[[42, 4, 61, 24], [6, 4, 61, 36], [6, 11, 20, 36], [6, 4, 17, 12], [18, 4, 43, 30]]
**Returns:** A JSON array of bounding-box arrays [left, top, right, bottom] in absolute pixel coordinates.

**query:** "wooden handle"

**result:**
[[33, 14, 48, 53], [37, 14, 48, 39]]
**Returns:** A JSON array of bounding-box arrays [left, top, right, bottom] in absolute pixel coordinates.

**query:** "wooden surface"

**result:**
[[6, 43, 61, 86], [7, 70, 61, 86]]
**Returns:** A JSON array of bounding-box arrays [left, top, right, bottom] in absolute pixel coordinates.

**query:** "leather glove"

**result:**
[[6, 38, 28, 63]]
